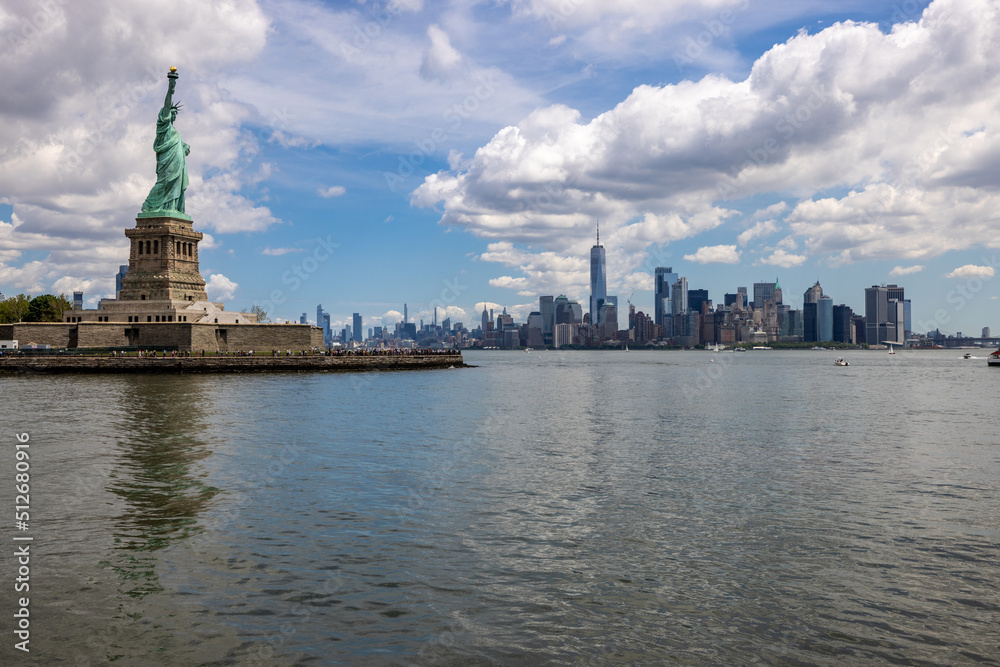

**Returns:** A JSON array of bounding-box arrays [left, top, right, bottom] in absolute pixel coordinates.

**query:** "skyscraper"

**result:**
[[353, 313, 362, 343], [654, 267, 677, 329], [865, 284, 904, 345], [803, 302, 818, 341], [688, 289, 709, 315], [833, 305, 853, 343], [671, 277, 688, 316], [817, 295, 833, 342], [539, 295, 554, 345], [115, 265, 129, 299], [590, 224, 607, 325], [803, 281, 824, 304], [554, 295, 578, 325], [753, 282, 775, 309], [526, 312, 544, 347], [317, 304, 331, 346]]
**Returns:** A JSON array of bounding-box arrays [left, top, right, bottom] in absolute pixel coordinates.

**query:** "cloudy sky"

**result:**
[[3, 0, 1000, 335]]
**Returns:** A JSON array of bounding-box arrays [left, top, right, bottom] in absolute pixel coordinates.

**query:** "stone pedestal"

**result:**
[[119, 213, 207, 302]]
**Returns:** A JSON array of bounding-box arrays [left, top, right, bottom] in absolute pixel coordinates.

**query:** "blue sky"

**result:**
[[3, 0, 1000, 335]]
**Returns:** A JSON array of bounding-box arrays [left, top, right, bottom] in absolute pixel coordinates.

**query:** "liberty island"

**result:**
[[0, 69, 462, 370]]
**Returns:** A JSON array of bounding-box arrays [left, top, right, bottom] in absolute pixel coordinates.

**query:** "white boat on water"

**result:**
[[835, 358, 849, 366], [888, 344, 895, 355], [989, 349, 1000, 367]]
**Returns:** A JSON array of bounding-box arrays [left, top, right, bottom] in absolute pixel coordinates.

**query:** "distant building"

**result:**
[[496, 309, 514, 331], [539, 296, 554, 345], [688, 289, 709, 315], [724, 291, 746, 309], [590, 225, 607, 325], [632, 310, 653, 343], [654, 267, 677, 330], [984, 327, 992, 339], [753, 282, 775, 309], [833, 305, 853, 343], [553, 322, 573, 348], [599, 302, 618, 341], [353, 312, 362, 343], [782, 309, 804, 341], [852, 314, 866, 345], [317, 305, 331, 346], [803, 280, 823, 305], [115, 265, 128, 299], [554, 295, 581, 325], [817, 295, 833, 342], [300, 313, 307, 325], [73, 291, 84, 311], [526, 312, 544, 347], [803, 302, 817, 342], [865, 284, 904, 345]]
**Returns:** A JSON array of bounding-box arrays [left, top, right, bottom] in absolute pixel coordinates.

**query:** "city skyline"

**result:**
[[3, 0, 1000, 335]]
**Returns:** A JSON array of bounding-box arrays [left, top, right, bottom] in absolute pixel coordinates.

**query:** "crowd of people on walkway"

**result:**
[[3, 347, 462, 358]]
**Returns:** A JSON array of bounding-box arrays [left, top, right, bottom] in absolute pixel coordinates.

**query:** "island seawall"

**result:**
[[0, 352, 465, 374]]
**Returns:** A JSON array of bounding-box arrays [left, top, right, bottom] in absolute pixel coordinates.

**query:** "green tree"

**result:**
[[245, 304, 270, 323], [0, 294, 32, 323], [25, 294, 73, 322]]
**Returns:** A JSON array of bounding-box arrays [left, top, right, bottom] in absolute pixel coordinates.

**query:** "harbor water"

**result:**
[[1, 349, 998, 665]]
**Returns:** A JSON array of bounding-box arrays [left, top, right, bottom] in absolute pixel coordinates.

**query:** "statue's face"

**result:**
[[170, 109, 178, 122]]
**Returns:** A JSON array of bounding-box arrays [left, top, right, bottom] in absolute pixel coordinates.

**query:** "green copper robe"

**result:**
[[141, 107, 189, 214]]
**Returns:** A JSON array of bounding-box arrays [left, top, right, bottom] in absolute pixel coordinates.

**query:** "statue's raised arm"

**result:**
[[141, 68, 190, 216], [161, 69, 177, 114]]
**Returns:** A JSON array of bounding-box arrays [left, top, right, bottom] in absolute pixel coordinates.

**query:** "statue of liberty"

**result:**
[[141, 68, 190, 214]]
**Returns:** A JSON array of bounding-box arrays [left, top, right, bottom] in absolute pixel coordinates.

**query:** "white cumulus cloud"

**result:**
[[420, 25, 463, 81], [738, 220, 778, 247], [683, 245, 741, 264], [415, 0, 1000, 292], [0, 0, 275, 298], [318, 185, 346, 198], [761, 248, 807, 268], [944, 265, 995, 279], [890, 265, 925, 276], [205, 273, 239, 302]]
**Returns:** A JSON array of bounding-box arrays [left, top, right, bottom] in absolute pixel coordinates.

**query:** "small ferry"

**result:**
[[752, 346, 772, 350], [989, 349, 1000, 367]]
